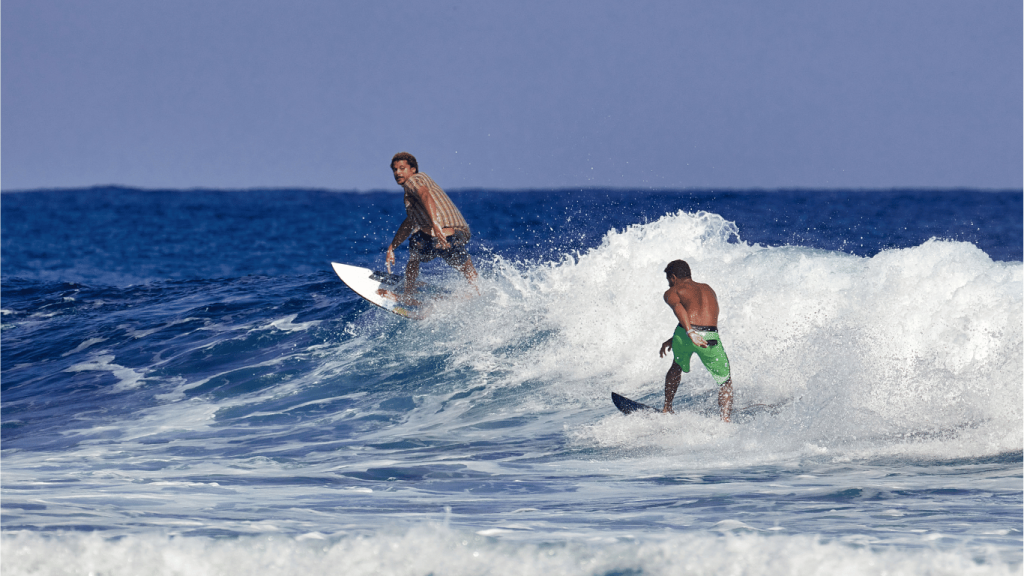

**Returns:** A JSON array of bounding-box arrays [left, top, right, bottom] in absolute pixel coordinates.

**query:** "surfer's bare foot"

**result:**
[[376, 288, 422, 307], [662, 405, 674, 414], [376, 287, 398, 301], [400, 292, 422, 307]]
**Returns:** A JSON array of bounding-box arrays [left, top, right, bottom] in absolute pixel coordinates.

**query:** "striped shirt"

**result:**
[[403, 172, 470, 237]]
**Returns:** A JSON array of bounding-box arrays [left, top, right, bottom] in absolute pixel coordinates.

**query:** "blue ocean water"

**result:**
[[2, 187, 1022, 575]]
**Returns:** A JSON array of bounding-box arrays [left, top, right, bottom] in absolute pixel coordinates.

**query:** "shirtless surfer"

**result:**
[[382, 152, 477, 302], [658, 260, 733, 422]]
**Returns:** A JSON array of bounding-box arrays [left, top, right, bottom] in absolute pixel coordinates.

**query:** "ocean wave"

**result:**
[[2, 209, 1020, 559], [411, 210, 1023, 463]]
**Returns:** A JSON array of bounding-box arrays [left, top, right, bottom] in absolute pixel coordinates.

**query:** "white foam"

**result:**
[[1, 527, 1016, 576], [426, 210, 1022, 462], [64, 353, 147, 392], [121, 317, 197, 339], [262, 314, 321, 333], [62, 337, 109, 357]]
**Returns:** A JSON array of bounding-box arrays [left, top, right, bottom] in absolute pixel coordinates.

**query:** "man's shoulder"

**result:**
[[677, 281, 713, 299], [408, 172, 434, 186], [401, 172, 431, 195], [697, 281, 717, 294], [681, 278, 712, 290]]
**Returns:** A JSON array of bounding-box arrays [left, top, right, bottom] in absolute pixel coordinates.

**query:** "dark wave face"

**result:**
[[2, 188, 1020, 286], [2, 188, 1022, 574]]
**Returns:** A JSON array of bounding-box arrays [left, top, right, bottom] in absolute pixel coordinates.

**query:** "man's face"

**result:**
[[392, 160, 416, 185]]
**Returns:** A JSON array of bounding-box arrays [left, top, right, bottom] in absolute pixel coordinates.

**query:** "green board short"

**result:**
[[671, 324, 731, 386]]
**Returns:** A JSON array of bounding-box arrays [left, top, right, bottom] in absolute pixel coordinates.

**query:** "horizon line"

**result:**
[[3, 184, 1021, 195]]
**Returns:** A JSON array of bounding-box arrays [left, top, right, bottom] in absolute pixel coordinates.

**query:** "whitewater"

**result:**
[[2, 188, 1021, 575]]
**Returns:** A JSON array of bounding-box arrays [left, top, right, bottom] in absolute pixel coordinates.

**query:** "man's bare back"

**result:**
[[664, 279, 719, 332]]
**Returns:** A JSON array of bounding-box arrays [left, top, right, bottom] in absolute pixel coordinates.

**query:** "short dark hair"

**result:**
[[391, 152, 418, 172], [664, 260, 691, 280]]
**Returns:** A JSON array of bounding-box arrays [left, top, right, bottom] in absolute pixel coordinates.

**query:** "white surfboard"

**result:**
[[331, 262, 420, 319]]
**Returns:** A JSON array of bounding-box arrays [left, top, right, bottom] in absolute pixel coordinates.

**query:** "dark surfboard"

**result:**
[[612, 392, 657, 415]]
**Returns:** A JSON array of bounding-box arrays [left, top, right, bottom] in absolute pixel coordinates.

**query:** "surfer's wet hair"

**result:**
[[665, 260, 691, 280], [391, 152, 418, 172]]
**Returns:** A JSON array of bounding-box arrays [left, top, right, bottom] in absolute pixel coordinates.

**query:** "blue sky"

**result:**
[[3, 0, 1021, 191]]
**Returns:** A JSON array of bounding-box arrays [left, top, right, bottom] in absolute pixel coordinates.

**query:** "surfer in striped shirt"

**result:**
[[385, 152, 478, 298]]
